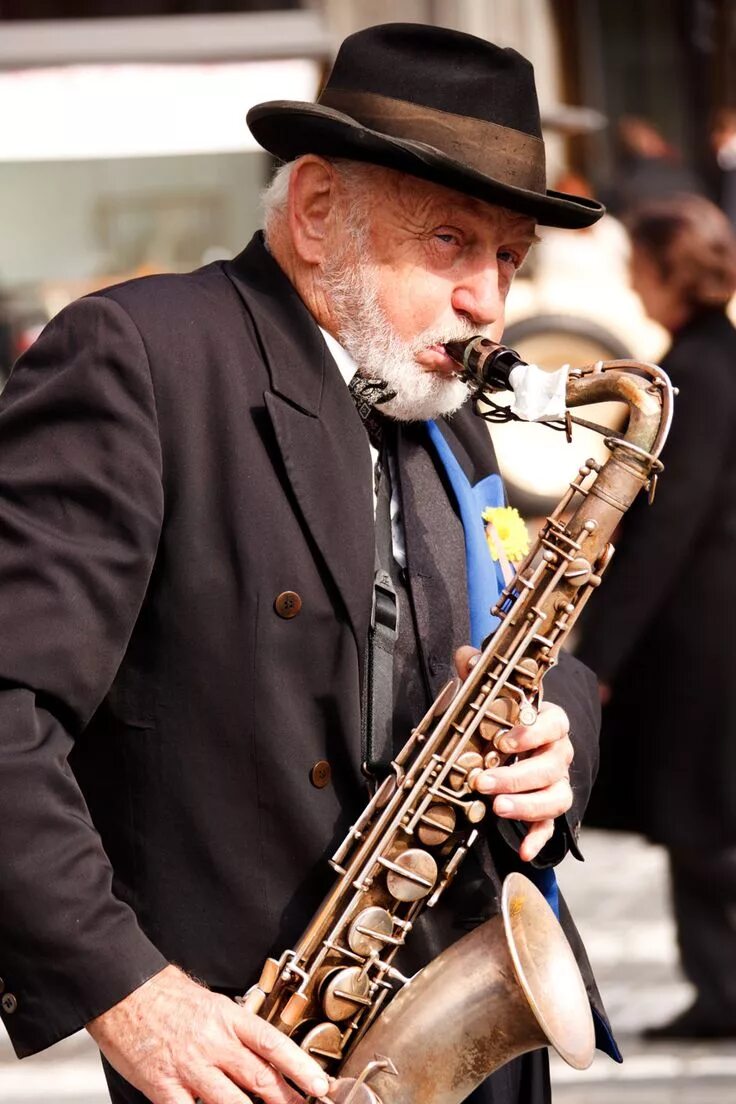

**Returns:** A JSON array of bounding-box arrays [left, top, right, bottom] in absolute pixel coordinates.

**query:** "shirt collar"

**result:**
[[319, 326, 358, 387]]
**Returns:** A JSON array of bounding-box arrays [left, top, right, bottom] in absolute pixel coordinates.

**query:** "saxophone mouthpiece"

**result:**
[[443, 339, 474, 366], [444, 338, 526, 392]]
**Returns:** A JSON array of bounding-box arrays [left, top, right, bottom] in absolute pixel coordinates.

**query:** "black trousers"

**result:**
[[670, 844, 736, 1020], [101, 1052, 551, 1104]]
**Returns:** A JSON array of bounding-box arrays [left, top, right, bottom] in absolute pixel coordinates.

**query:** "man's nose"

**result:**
[[451, 267, 505, 328]]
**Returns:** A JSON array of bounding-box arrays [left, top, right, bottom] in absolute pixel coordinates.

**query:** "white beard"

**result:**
[[324, 255, 481, 422]]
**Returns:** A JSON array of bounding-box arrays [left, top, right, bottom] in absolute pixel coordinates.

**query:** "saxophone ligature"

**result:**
[[243, 338, 674, 1104]]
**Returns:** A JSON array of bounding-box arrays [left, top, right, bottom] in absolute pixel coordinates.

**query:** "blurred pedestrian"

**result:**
[[578, 193, 736, 1039], [606, 116, 702, 216], [710, 107, 736, 228]]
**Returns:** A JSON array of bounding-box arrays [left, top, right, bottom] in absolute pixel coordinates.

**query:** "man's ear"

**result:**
[[287, 156, 339, 265]]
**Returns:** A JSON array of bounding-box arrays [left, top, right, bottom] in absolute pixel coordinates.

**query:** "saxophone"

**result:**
[[243, 338, 674, 1104]]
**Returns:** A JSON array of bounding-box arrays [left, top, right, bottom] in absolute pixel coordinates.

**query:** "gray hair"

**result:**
[[261, 161, 296, 239], [261, 157, 379, 244]]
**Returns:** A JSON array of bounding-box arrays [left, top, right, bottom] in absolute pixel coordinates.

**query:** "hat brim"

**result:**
[[247, 100, 605, 230]]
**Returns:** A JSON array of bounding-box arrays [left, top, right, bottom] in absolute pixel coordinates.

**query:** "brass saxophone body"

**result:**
[[244, 339, 674, 1104]]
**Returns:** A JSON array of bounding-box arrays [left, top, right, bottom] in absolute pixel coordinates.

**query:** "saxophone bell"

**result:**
[[333, 873, 594, 1104]]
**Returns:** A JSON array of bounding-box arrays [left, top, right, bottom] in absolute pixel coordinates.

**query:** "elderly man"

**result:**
[[0, 23, 615, 1104]]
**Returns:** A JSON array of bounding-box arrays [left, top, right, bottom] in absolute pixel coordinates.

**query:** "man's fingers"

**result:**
[[235, 1013, 330, 1099], [493, 701, 570, 756], [474, 741, 572, 796], [518, 819, 555, 862], [175, 1089, 204, 1104], [223, 1047, 304, 1104], [190, 1068, 253, 1104], [491, 777, 573, 822]]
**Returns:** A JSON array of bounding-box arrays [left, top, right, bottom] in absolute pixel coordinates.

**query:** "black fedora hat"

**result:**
[[247, 23, 604, 230]]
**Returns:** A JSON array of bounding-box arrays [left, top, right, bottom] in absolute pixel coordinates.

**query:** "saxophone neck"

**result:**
[[446, 336, 673, 471], [565, 359, 673, 465]]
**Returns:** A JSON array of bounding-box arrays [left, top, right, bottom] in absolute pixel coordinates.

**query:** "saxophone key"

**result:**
[[240, 987, 267, 1015], [465, 800, 487, 824], [515, 693, 538, 727], [448, 750, 484, 790], [328, 1078, 381, 1104], [256, 957, 280, 994], [564, 556, 592, 587], [321, 966, 372, 1021], [416, 803, 457, 846], [373, 773, 398, 809], [518, 705, 537, 727], [514, 657, 539, 688], [348, 907, 394, 956], [300, 1022, 344, 1066], [432, 677, 461, 715], [280, 990, 310, 1029], [380, 848, 438, 901], [479, 695, 515, 742]]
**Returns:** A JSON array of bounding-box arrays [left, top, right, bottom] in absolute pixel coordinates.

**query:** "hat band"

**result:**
[[319, 88, 546, 194]]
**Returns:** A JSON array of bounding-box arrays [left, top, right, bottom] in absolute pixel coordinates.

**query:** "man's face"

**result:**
[[324, 168, 537, 421]]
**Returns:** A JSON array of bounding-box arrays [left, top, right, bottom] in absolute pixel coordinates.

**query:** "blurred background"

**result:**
[[1, 2, 736, 1102]]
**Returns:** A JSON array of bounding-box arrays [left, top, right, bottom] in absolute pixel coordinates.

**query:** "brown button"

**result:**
[[310, 760, 332, 788], [2, 993, 17, 1014], [274, 591, 302, 619]]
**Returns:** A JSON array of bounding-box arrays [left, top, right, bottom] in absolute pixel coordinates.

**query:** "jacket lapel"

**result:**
[[397, 423, 471, 698], [224, 235, 375, 657], [398, 406, 507, 692]]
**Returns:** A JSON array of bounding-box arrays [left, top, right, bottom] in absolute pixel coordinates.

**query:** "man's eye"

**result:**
[[435, 232, 460, 245], [498, 249, 527, 270]]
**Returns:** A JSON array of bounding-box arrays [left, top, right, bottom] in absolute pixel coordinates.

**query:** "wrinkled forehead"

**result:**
[[365, 167, 538, 239]]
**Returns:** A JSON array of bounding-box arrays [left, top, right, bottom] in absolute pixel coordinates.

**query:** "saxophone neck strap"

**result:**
[[361, 446, 399, 780]]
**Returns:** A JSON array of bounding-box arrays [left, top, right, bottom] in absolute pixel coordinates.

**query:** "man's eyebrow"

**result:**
[[439, 196, 540, 241], [493, 224, 540, 246], [498, 208, 540, 241]]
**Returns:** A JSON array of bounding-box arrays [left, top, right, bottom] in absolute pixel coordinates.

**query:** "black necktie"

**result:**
[[348, 373, 398, 497], [347, 375, 398, 778]]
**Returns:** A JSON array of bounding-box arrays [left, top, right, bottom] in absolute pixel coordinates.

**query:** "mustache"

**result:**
[[410, 322, 492, 353]]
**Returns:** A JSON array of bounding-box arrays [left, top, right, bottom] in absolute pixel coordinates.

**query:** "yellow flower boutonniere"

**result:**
[[482, 506, 530, 564]]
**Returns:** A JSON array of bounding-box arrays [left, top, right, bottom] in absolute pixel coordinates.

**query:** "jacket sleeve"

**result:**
[[578, 350, 734, 685], [0, 295, 168, 1057], [536, 651, 601, 865]]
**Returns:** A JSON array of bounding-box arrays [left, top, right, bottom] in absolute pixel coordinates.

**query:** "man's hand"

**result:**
[[87, 965, 331, 1104], [454, 646, 574, 862]]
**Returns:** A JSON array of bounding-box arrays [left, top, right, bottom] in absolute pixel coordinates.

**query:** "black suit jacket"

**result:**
[[0, 234, 605, 1063]]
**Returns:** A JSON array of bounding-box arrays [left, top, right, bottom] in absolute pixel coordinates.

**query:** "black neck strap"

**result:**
[[360, 439, 399, 780]]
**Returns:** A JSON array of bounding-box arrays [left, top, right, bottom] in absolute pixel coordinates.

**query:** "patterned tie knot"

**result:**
[[348, 374, 396, 451]]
